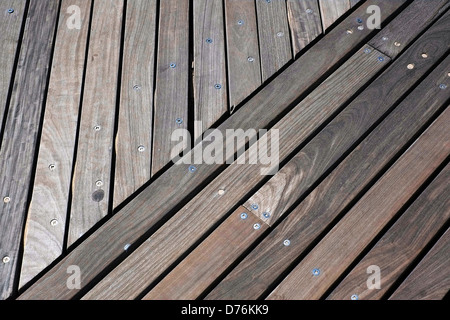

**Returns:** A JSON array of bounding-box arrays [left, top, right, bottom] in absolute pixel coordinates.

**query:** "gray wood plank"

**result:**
[[319, 0, 351, 31], [20, 0, 92, 288], [0, 0, 59, 300], [113, 0, 157, 209], [68, 0, 124, 246]]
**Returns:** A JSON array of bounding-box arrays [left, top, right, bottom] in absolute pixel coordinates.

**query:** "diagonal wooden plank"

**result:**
[[328, 163, 450, 300], [113, 0, 157, 209], [68, 0, 124, 246], [0, 0, 59, 300], [19, 0, 92, 289], [19, 0, 407, 300], [319, 0, 351, 31], [151, 0, 190, 175]]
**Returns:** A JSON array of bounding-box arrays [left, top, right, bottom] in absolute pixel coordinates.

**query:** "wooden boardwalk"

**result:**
[[0, 0, 449, 300]]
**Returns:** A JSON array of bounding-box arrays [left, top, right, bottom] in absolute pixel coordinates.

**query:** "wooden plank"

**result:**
[[287, 0, 322, 56], [0, 0, 59, 300], [84, 47, 389, 300], [113, 0, 157, 209], [193, 0, 228, 140], [207, 52, 450, 300], [20, 0, 407, 300], [350, 0, 362, 7], [256, 0, 292, 82], [225, 0, 262, 111], [143, 207, 268, 300], [0, 0, 27, 137], [68, 0, 124, 246], [19, 0, 92, 288], [151, 0, 189, 175], [390, 228, 450, 300], [319, 0, 351, 31], [267, 109, 450, 300], [328, 163, 450, 300]]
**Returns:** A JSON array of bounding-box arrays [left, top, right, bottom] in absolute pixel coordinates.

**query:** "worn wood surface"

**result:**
[[151, 0, 189, 175], [19, 0, 92, 288], [267, 108, 450, 300], [390, 228, 450, 300], [0, 0, 26, 137], [19, 0, 406, 300], [193, 0, 227, 140], [328, 162, 450, 300], [207, 50, 450, 300], [319, 0, 351, 31], [224, 0, 261, 111], [0, 0, 59, 300], [287, 0, 322, 56], [256, 0, 292, 81], [113, 0, 157, 209]]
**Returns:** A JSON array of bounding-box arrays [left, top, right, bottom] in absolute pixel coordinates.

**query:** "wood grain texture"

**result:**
[[68, 0, 124, 246], [152, 0, 189, 175], [143, 207, 268, 300], [243, 11, 450, 226], [19, 0, 91, 288], [84, 47, 388, 300], [256, 0, 292, 81], [113, 0, 157, 209], [193, 0, 227, 140], [0, 0, 26, 137], [267, 108, 450, 300], [287, 0, 322, 56], [207, 48, 450, 301], [319, 0, 351, 31], [328, 162, 450, 300], [350, 0, 362, 7], [390, 228, 450, 300], [369, 0, 449, 58], [0, 0, 59, 300], [20, 0, 406, 300], [224, 0, 261, 111]]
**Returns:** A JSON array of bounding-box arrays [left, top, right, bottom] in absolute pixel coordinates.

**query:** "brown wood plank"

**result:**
[[207, 49, 450, 300], [151, 0, 189, 175], [19, 0, 92, 288], [287, 0, 322, 56], [84, 47, 389, 300], [256, 0, 292, 82], [224, 0, 262, 111], [267, 108, 450, 300], [390, 228, 450, 300], [0, 0, 27, 137], [113, 0, 157, 209], [350, 0, 362, 7], [328, 163, 450, 300], [0, 0, 59, 300], [68, 0, 124, 246], [20, 0, 407, 300], [193, 0, 228, 140], [143, 207, 268, 300], [319, 0, 351, 31]]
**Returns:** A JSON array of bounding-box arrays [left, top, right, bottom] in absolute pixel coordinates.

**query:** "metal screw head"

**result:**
[[50, 219, 58, 227], [266, 0, 271, 3], [218, 189, 225, 196], [447, 72, 450, 77], [133, 85, 141, 91], [7, 8, 14, 14], [364, 48, 372, 54], [189, 165, 197, 173], [407, 63, 415, 70], [2, 256, 10, 264], [250, 204, 259, 210], [346, 29, 353, 35], [237, 20, 244, 25], [394, 41, 401, 47], [357, 25, 364, 31], [3, 197, 10, 204], [138, 145, 146, 152], [276, 32, 284, 37], [312, 268, 321, 276], [357, 18, 363, 23], [247, 56, 255, 62], [170, 63, 177, 68], [240, 212, 248, 220], [306, 8, 313, 14], [382, 36, 389, 41], [421, 53, 428, 59], [253, 223, 261, 230], [439, 84, 447, 90], [283, 239, 291, 246], [94, 125, 101, 132], [96, 180, 103, 187], [124, 244, 131, 251], [175, 118, 183, 125], [206, 38, 213, 44], [378, 56, 385, 62], [351, 294, 359, 300], [263, 212, 271, 219], [214, 84, 222, 90], [49, 164, 56, 171]]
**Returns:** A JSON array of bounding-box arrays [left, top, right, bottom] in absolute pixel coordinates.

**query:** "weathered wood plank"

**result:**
[[256, 0, 292, 81], [151, 0, 189, 175], [193, 0, 227, 140], [207, 48, 450, 300], [350, 0, 362, 7], [113, 0, 157, 209], [224, 0, 262, 111], [0, 0, 59, 300], [319, 0, 351, 31], [287, 0, 322, 56], [328, 163, 450, 300], [19, 0, 92, 288], [0, 0, 27, 138], [20, 0, 407, 300], [390, 228, 450, 300], [68, 0, 124, 246], [267, 108, 450, 300], [84, 47, 389, 300], [143, 207, 268, 300]]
